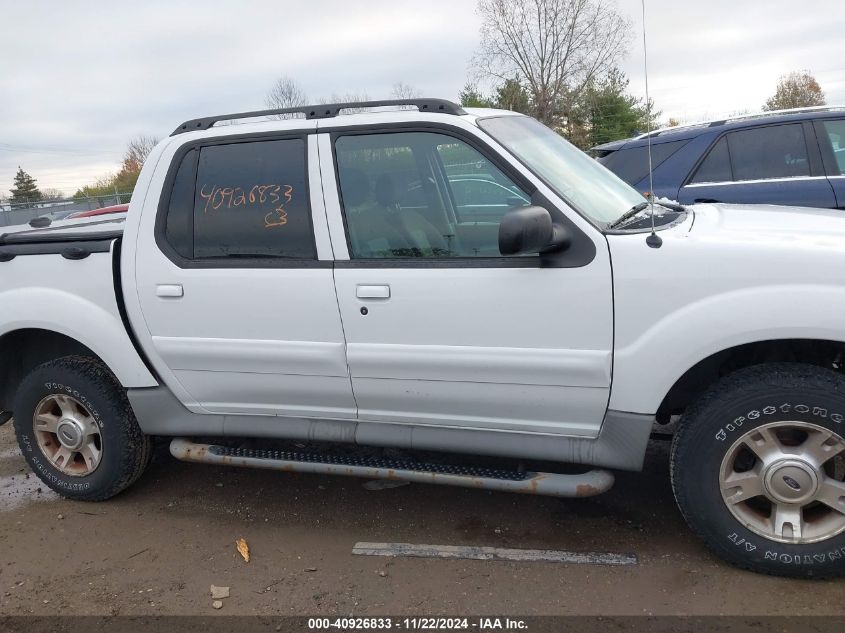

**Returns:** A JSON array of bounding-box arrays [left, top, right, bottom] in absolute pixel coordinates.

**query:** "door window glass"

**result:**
[[162, 138, 315, 260], [335, 132, 531, 258], [822, 120, 845, 175], [690, 137, 732, 184], [726, 124, 810, 181], [164, 149, 197, 259]]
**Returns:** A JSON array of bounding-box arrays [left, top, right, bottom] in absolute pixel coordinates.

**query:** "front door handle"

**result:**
[[156, 284, 184, 298], [356, 284, 390, 299]]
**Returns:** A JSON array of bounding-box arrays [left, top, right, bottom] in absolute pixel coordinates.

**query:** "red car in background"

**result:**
[[67, 203, 129, 219]]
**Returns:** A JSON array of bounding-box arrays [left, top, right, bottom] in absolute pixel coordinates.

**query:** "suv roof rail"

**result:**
[[170, 99, 468, 136], [636, 104, 845, 140]]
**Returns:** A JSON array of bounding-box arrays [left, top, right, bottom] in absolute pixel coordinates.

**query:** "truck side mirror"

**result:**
[[498, 206, 571, 256]]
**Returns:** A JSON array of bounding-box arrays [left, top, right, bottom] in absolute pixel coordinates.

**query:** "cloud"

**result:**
[[616, 0, 845, 119], [1, 0, 843, 196]]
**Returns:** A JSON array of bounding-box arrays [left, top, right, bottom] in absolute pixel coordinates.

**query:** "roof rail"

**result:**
[[636, 104, 845, 140], [170, 99, 468, 136]]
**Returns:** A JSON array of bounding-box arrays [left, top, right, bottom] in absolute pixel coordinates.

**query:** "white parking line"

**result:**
[[352, 542, 637, 565]]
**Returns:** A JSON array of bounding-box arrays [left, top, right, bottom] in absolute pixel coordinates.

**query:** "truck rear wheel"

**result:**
[[671, 363, 845, 578], [13, 356, 152, 501]]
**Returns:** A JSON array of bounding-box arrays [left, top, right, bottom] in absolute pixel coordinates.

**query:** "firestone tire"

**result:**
[[671, 363, 845, 579], [13, 356, 152, 502]]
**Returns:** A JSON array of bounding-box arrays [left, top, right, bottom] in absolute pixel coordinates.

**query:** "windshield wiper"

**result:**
[[608, 201, 649, 229]]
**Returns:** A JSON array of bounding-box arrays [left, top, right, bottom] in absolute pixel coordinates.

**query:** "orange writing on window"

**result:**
[[198, 183, 294, 229]]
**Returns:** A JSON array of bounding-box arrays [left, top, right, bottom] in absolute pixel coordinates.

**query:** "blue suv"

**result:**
[[593, 106, 845, 209]]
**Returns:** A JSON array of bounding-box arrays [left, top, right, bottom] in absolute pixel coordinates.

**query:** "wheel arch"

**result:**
[[0, 326, 156, 413], [656, 338, 845, 424]]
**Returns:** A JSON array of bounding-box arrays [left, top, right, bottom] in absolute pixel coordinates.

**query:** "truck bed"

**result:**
[[0, 215, 126, 248], [0, 213, 157, 400]]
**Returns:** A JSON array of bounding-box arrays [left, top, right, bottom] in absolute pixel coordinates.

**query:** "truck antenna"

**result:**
[[641, 0, 662, 249]]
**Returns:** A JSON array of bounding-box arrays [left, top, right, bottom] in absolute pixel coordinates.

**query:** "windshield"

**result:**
[[477, 115, 647, 225]]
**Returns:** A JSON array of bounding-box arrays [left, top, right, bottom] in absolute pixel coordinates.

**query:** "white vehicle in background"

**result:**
[[1, 99, 844, 578]]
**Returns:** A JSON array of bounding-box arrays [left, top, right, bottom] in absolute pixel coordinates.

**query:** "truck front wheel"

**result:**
[[13, 356, 152, 501], [671, 363, 845, 578]]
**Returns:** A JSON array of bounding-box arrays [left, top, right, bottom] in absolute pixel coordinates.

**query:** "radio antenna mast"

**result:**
[[641, 0, 662, 248]]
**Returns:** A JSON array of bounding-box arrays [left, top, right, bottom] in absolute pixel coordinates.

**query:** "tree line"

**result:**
[[5, 135, 159, 208], [6, 0, 831, 205]]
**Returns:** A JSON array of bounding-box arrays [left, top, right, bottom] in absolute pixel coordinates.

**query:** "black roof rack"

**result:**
[[170, 99, 467, 136]]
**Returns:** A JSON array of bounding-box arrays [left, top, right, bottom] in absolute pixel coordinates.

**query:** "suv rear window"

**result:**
[[162, 138, 315, 262], [691, 124, 810, 184], [598, 140, 689, 186]]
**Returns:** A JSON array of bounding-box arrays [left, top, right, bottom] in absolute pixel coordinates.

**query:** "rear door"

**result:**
[[815, 118, 845, 209], [679, 123, 837, 208], [131, 131, 357, 419], [319, 126, 613, 437]]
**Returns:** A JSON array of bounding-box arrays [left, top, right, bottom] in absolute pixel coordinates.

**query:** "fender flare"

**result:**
[[610, 284, 845, 414], [0, 286, 157, 388]]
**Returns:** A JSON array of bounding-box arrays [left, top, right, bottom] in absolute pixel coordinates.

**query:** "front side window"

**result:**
[[162, 138, 315, 261], [335, 132, 531, 259], [690, 137, 732, 184], [822, 120, 845, 175], [726, 124, 810, 181]]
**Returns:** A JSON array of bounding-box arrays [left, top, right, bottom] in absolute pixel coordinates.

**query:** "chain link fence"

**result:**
[[0, 193, 132, 227]]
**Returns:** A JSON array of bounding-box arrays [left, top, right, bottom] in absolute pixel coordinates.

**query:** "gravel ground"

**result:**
[[1, 422, 843, 617]]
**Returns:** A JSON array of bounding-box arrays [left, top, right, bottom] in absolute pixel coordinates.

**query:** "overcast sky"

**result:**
[[1, 0, 843, 196]]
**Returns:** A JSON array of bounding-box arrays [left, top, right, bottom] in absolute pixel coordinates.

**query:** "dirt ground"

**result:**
[[1, 422, 843, 617]]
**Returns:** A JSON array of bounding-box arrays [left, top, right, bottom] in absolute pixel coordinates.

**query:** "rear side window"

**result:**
[[164, 149, 197, 259], [726, 124, 810, 181], [161, 138, 314, 261], [598, 140, 689, 186]]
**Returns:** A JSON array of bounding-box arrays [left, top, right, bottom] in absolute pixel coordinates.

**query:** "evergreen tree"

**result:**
[[10, 167, 42, 207], [459, 82, 493, 108], [583, 69, 658, 147], [494, 78, 531, 114]]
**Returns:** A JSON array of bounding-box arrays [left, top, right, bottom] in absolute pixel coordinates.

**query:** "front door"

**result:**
[[319, 128, 613, 437], [132, 132, 356, 419]]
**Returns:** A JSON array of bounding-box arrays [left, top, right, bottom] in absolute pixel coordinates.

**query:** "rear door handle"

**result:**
[[356, 284, 390, 299], [156, 284, 184, 298]]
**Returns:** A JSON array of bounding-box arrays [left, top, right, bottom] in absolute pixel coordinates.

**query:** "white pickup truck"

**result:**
[[1, 99, 844, 578]]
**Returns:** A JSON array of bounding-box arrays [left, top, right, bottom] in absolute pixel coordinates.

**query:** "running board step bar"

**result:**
[[169, 438, 613, 498]]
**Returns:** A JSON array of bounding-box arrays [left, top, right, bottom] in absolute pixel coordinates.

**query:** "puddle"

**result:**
[[0, 447, 22, 461], [0, 471, 59, 511]]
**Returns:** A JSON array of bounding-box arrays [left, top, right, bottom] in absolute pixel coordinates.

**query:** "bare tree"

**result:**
[[319, 92, 371, 114], [40, 187, 65, 201], [763, 71, 826, 111], [265, 76, 309, 119], [391, 81, 421, 100], [122, 135, 159, 174], [472, 0, 631, 126], [266, 76, 308, 109]]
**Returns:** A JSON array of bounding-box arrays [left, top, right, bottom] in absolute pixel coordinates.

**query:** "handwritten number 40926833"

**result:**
[[199, 183, 294, 229]]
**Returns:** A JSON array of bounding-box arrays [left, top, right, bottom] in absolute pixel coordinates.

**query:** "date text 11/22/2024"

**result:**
[[307, 617, 528, 630]]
